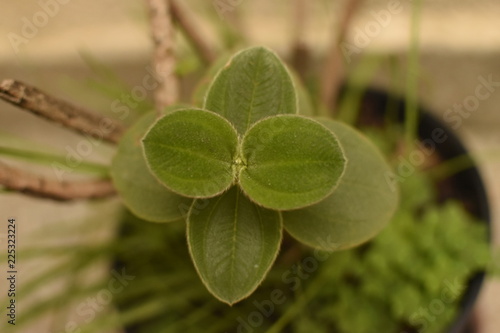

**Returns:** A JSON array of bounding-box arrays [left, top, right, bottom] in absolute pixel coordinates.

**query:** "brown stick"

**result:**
[[290, 0, 310, 80], [170, 0, 217, 65], [145, 0, 179, 112], [320, 0, 363, 111], [0, 79, 125, 144], [0, 162, 116, 201]]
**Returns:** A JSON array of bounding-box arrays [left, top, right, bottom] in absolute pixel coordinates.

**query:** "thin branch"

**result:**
[[320, 0, 363, 111], [290, 0, 310, 80], [404, 0, 422, 150], [0, 79, 125, 144], [145, 0, 179, 112], [170, 0, 217, 65], [0, 162, 116, 201]]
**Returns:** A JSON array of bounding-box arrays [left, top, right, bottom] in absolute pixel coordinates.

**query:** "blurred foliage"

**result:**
[[306, 181, 489, 333]]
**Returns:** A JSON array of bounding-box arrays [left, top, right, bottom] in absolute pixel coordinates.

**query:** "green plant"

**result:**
[[107, 167, 490, 333], [302, 170, 490, 333], [0, 48, 492, 333], [110, 46, 399, 304], [0, 2, 494, 332]]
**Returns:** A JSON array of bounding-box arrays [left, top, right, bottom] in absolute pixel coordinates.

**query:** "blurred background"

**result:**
[[0, 0, 499, 332]]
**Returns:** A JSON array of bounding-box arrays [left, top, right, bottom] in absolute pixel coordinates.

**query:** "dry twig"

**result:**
[[0, 162, 115, 201], [290, 0, 310, 80], [144, 0, 179, 112], [0, 79, 125, 144], [170, 0, 217, 65], [320, 0, 363, 111]]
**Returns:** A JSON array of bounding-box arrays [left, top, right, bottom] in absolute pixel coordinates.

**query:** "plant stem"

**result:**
[[0, 161, 115, 200], [405, 0, 422, 149], [0, 146, 109, 176], [429, 154, 476, 181], [0, 79, 126, 144], [265, 273, 328, 333], [170, 0, 217, 65], [144, 0, 179, 113], [320, 0, 363, 112], [336, 55, 383, 124]]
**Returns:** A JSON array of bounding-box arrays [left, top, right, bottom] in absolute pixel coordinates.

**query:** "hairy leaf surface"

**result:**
[[187, 187, 282, 305], [111, 112, 191, 222], [142, 109, 238, 198], [204, 46, 297, 135], [239, 115, 346, 210], [283, 120, 399, 250]]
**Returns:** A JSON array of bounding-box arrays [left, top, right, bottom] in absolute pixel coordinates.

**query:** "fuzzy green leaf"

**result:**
[[239, 115, 346, 210], [283, 120, 399, 250], [142, 109, 238, 198], [187, 187, 282, 305], [111, 112, 192, 222], [204, 46, 297, 134]]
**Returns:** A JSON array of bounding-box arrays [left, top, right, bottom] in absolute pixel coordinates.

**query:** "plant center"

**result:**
[[232, 156, 247, 178]]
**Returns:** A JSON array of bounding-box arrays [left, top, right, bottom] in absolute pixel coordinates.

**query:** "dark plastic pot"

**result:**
[[352, 87, 491, 333]]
